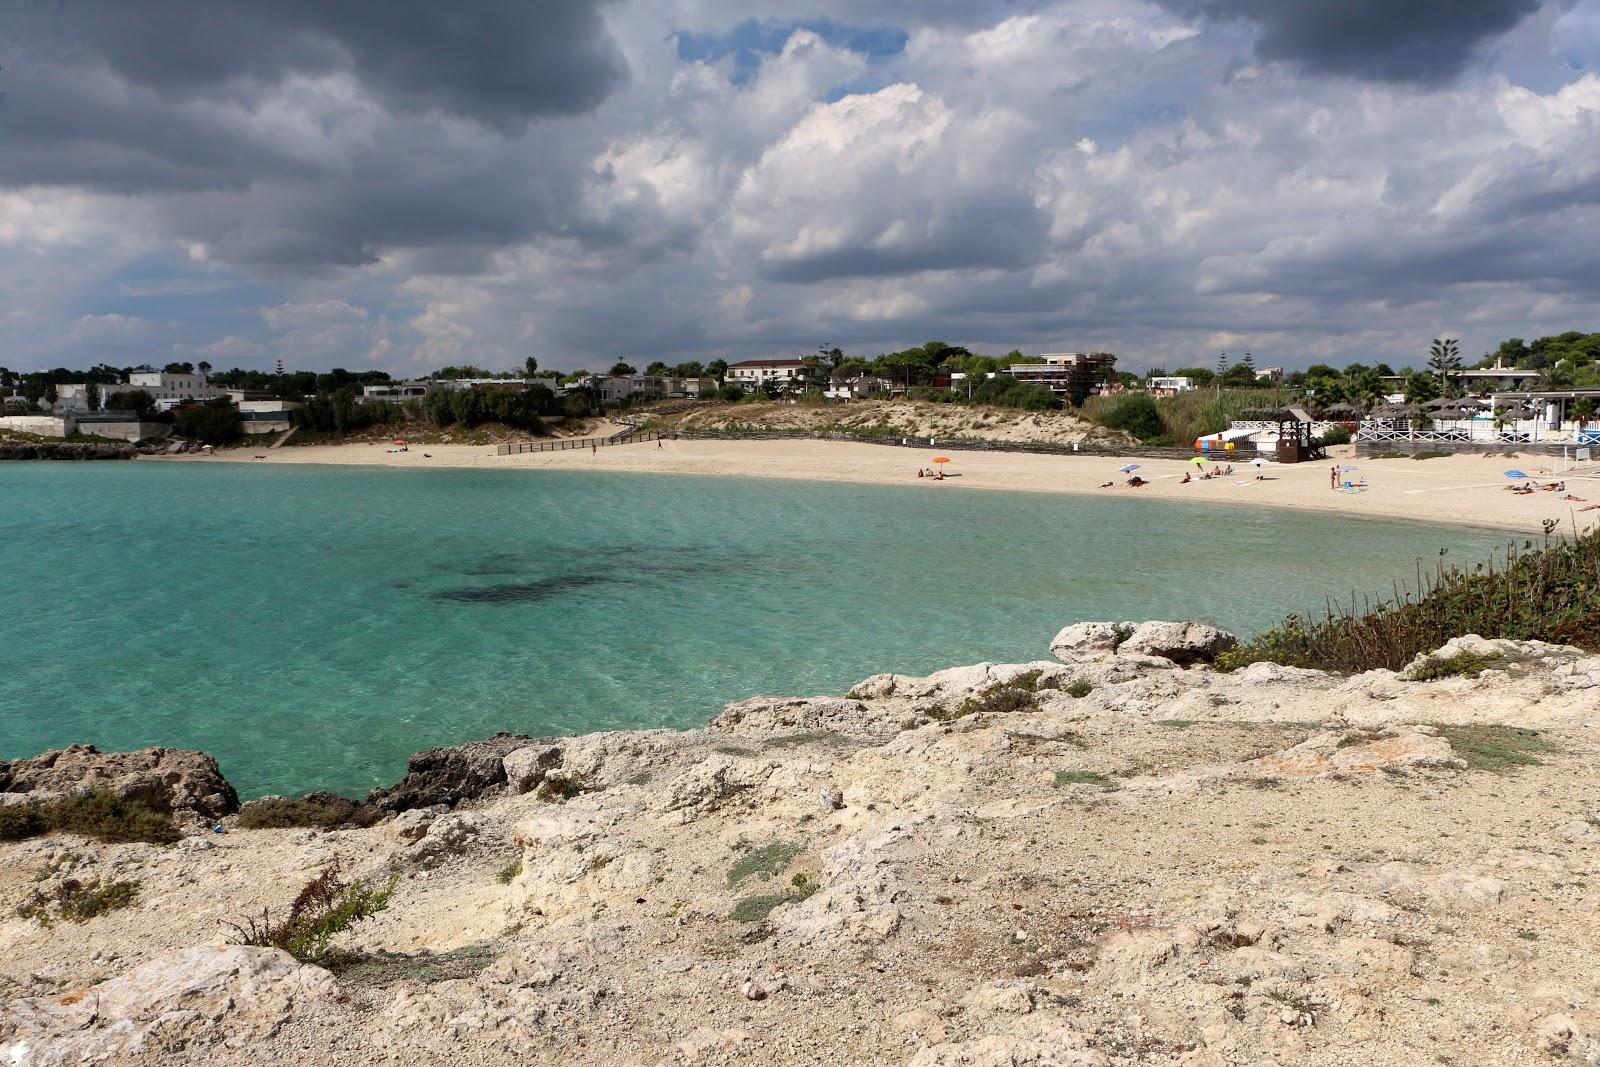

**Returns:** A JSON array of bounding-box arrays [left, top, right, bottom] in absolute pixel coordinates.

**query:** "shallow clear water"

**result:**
[[0, 462, 1507, 798]]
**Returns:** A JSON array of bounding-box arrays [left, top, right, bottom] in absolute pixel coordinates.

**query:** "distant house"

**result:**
[[1004, 352, 1117, 399], [1255, 367, 1284, 383], [1147, 375, 1195, 397], [236, 398, 301, 436], [362, 381, 440, 403], [53, 384, 99, 411], [122, 367, 225, 404], [726, 359, 824, 392], [572, 374, 713, 405], [825, 372, 892, 401], [1378, 358, 1540, 397]]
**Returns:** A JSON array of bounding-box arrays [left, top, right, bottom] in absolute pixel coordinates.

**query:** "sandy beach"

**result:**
[[166, 437, 1600, 536]]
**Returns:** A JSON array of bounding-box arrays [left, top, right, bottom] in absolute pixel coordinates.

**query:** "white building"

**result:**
[[726, 359, 823, 392], [123, 367, 225, 404], [573, 374, 713, 404], [53, 384, 99, 411], [824, 372, 892, 401], [54, 370, 224, 412], [1147, 375, 1195, 396], [1005, 352, 1117, 398]]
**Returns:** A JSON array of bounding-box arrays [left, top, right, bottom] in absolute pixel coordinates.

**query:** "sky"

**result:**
[[2, 0, 1598, 376]]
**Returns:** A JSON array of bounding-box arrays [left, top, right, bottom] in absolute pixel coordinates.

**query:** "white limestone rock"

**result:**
[[1118, 621, 1237, 665], [503, 745, 563, 794], [709, 695, 882, 735], [0, 947, 334, 1066], [1049, 622, 1135, 662]]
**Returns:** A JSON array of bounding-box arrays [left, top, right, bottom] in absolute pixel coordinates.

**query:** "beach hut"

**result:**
[[1270, 408, 1325, 464]]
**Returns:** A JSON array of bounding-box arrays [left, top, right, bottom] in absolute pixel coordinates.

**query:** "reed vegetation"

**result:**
[[1081, 388, 1295, 445], [1216, 531, 1600, 674]]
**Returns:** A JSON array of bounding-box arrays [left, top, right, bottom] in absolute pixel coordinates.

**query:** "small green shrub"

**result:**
[[1320, 424, 1352, 445], [1092, 394, 1163, 440], [945, 670, 1048, 720], [495, 860, 523, 885], [42, 792, 179, 844], [19, 877, 139, 926], [730, 893, 794, 922], [1054, 770, 1115, 789], [1411, 451, 1451, 460], [1110, 624, 1135, 650], [227, 866, 397, 963], [236, 793, 358, 830], [730, 873, 819, 922], [1065, 679, 1095, 698], [728, 841, 801, 886], [0, 804, 46, 841], [1405, 650, 1506, 681], [1436, 725, 1559, 772], [712, 745, 756, 757], [534, 773, 585, 802]]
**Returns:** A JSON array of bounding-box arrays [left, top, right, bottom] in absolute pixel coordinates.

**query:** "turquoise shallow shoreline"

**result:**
[[0, 462, 1506, 798]]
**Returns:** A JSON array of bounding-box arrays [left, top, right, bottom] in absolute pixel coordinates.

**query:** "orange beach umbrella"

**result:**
[[932, 456, 951, 464]]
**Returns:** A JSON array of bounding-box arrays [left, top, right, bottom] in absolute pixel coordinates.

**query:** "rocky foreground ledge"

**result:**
[[3, 624, 1600, 1066]]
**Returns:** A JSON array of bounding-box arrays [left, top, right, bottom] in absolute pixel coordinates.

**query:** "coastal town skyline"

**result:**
[[2, 1, 1598, 375]]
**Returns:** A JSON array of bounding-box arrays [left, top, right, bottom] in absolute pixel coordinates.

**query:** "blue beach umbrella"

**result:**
[[1504, 470, 1528, 479], [1119, 464, 1140, 473]]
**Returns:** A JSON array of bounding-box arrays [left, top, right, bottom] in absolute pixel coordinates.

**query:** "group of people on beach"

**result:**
[[1181, 464, 1233, 484], [1507, 479, 1574, 497], [915, 467, 947, 481]]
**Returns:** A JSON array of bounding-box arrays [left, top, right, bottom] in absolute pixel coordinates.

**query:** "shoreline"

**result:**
[[153, 436, 1600, 537]]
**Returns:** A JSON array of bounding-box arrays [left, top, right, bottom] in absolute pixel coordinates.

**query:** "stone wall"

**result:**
[[0, 415, 74, 437], [76, 419, 173, 443]]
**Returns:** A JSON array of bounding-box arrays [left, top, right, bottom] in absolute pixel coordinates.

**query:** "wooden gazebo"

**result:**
[[1273, 406, 1325, 464]]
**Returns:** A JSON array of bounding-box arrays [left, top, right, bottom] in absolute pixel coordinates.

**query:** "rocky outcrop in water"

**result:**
[[0, 442, 134, 460], [5, 627, 1600, 1066], [0, 743, 237, 820], [362, 732, 534, 814]]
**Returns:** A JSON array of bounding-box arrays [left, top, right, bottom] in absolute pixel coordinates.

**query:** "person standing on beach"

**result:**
[[1330, 466, 1338, 490]]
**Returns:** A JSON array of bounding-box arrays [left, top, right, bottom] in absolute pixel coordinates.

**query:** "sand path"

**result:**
[[163, 438, 1600, 536]]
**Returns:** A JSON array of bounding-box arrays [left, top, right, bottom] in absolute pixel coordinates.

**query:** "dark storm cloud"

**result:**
[[3, 0, 628, 127], [1155, 0, 1542, 83], [0, 0, 631, 267]]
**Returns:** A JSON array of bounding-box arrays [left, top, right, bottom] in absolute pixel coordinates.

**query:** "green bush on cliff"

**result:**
[[19, 877, 139, 926], [0, 792, 178, 845], [236, 793, 359, 830], [43, 792, 180, 844], [1216, 531, 1600, 674], [227, 866, 397, 963]]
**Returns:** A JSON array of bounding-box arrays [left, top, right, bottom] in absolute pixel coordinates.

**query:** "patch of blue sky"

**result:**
[[675, 18, 908, 85], [71, 254, 276, 359]]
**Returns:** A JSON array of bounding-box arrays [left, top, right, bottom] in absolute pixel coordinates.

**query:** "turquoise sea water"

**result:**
[[0, 462, 1507, 798]]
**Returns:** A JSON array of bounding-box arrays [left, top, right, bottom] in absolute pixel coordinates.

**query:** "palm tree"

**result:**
[[1427, 338, 1462, 396]]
